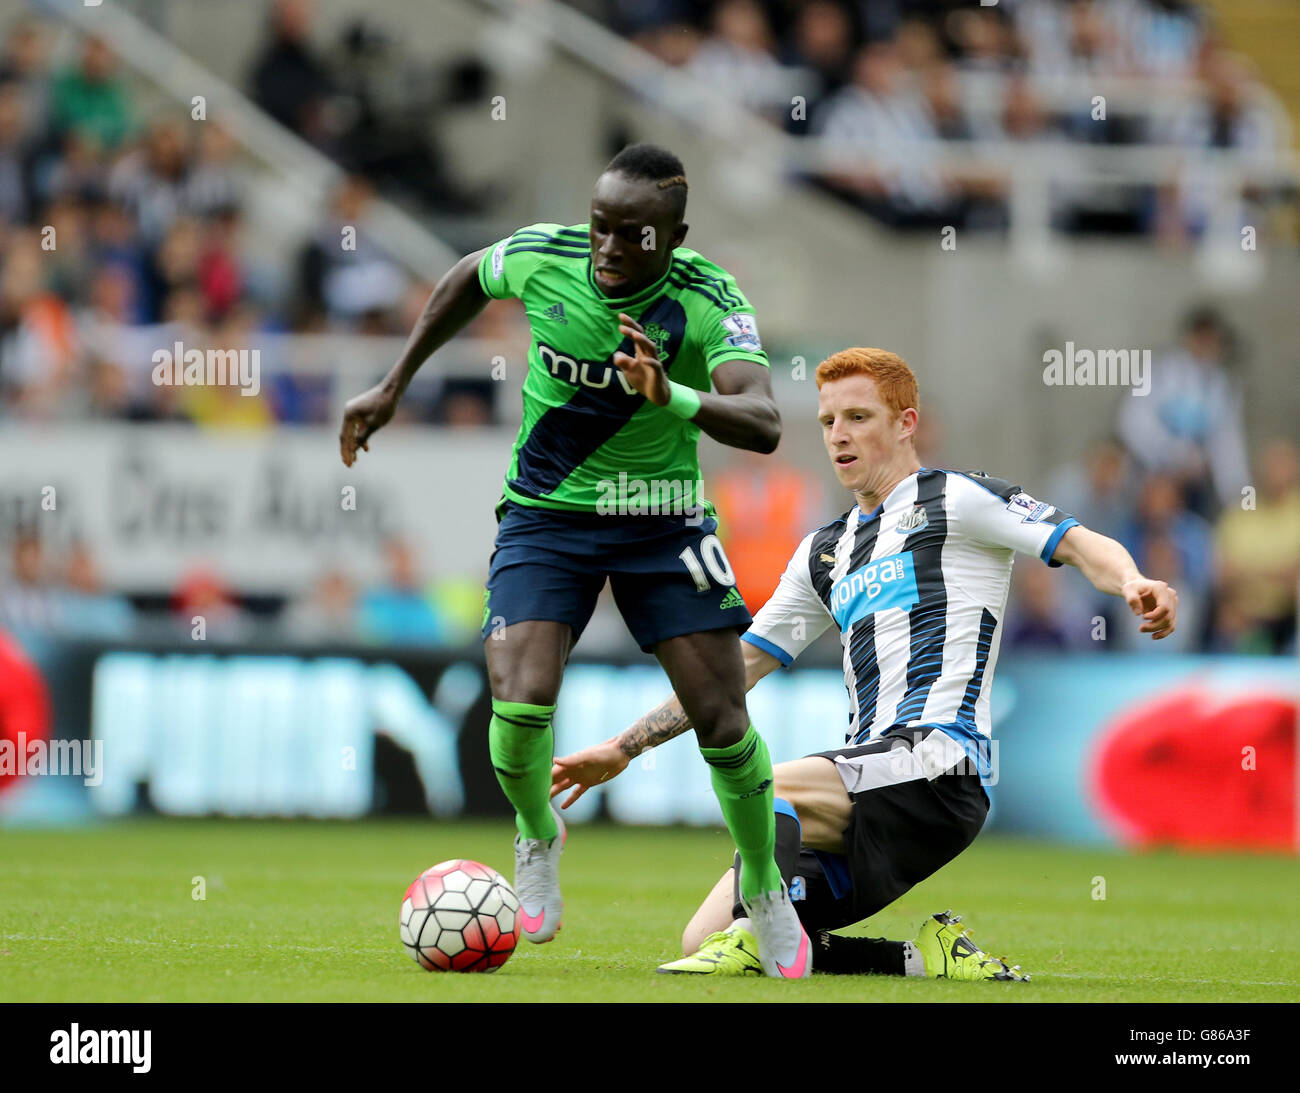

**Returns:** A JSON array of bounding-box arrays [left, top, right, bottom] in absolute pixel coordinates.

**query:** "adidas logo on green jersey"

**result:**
[[718, 587, 745, 611], [543, 302, 567, 324]]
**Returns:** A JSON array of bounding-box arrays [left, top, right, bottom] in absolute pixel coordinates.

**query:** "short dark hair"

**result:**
[[604, 143, 687, 221], [1183, 304, 1226, 336]]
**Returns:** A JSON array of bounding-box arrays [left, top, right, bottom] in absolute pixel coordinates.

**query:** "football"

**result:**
[[399, 859, 521, 972]]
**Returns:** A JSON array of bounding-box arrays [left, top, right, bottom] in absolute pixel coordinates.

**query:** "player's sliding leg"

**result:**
[[484, 620, 574, 943], [678, 871, 744, 958], [724, 755, 852, 914], [670, 867, 1027, 980], [798, 731, 1027, 979], [805, 910, 1026, 979], [682, 757, 848, 937], [653, 629, 810, 979], [664, 756, 848, 976], [665, 862, 923, 977], [662, 795, 804, 973], [668, 862, 924, 977], [665, 754, 1027, 979]]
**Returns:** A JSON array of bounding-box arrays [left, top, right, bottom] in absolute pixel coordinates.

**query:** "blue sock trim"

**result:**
[[773, 797, 801, 833]]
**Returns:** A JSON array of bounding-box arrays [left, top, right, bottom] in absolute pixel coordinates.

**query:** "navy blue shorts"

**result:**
[[481, 500, 752, 653]]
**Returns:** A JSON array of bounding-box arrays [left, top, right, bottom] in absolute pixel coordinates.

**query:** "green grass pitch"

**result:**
[[1, 820, 1296, 1002]]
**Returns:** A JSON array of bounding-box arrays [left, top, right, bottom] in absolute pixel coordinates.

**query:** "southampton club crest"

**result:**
[[642, 321, 670, 358], [895, 504, 929, 534]]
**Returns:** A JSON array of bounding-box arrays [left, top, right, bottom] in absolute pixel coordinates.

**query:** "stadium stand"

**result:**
[[1, 0, 1296, 656]]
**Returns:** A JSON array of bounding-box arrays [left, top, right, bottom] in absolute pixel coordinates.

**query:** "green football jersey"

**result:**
[[477, 222, 769, 514]]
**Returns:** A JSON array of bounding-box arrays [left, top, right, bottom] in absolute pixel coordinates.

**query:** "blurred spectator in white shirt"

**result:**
[[108, 118, 191, 247], [0, 532, 60, 634], [296, 174, 406, 327], [1019, 0, 1129, 88], [922, 63, 976, 142], [949, 6, 1019, 78], [0, 19, 52, 139], [0, 229, 80, 418], [815, 41, 957, 226], [185, 124, 247, 220], [1169, 51, 1275, 151], [685, 0, 800, 118], [1160, 50, 1278, 241], [1116, 306, 1250, 517]]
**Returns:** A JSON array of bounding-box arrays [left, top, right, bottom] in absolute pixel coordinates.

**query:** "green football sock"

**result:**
[[700, 724, 781, 901], [489, 699, 558, 841]]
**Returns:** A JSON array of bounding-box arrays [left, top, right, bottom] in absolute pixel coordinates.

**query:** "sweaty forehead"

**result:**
[[591, 172, 670, 223]]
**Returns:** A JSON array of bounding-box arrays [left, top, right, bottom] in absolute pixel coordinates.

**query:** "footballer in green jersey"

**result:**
[[339, 144, 811, 978], [476, 220, 768, 515]]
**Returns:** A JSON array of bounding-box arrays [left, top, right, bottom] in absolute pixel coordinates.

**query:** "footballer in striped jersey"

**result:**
[[553, 347, 1178, 980]]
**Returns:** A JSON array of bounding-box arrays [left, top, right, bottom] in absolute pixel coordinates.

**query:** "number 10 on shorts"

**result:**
[[678, 534, 737, 591]]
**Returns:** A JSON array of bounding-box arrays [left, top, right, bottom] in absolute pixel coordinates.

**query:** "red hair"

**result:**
[[814, 348, 919, 417]]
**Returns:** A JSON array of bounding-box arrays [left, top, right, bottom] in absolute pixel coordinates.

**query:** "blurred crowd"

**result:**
[[1003, 307, 1299, 656], [4, 305, 1295, 658], [0, 13, 509, 427], [1007, 431, 1300, 656], [594, 0, 1291, 235], [0, 6, 1294, 658], [0, 529, 486, 650]]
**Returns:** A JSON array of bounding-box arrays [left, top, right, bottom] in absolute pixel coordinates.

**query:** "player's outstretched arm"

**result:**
[[1051, 525, 1179, 639], [339, 247, 491, 467], [612, 314, 781, 453], [550, 641, 783, 808]]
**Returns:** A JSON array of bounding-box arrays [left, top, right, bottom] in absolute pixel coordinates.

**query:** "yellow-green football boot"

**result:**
[[912, 910, 1030, 982], [657, 924, 764, 976]]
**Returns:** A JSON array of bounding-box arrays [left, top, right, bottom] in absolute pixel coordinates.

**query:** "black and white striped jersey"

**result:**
[[741, 468, 1079, 757]]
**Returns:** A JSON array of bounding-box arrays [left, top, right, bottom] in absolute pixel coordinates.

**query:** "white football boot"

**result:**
[[514, 806, 566, 943], [739, 880, 812, 979]]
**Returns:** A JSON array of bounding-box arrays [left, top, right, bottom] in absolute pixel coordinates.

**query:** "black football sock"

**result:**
[[732, 798, 802, 918], [816, 930, 909, 972], [813, 933, 920, 976]]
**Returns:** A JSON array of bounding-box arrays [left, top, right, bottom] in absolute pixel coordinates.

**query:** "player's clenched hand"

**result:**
[[612, 313, 671, 406], [1122, 577, 1178, 639], [550, 740, 630, 809], [339, 384, 399, 467]]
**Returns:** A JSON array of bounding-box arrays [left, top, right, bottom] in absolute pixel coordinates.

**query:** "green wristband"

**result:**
[[665, 380, 702, 420]]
